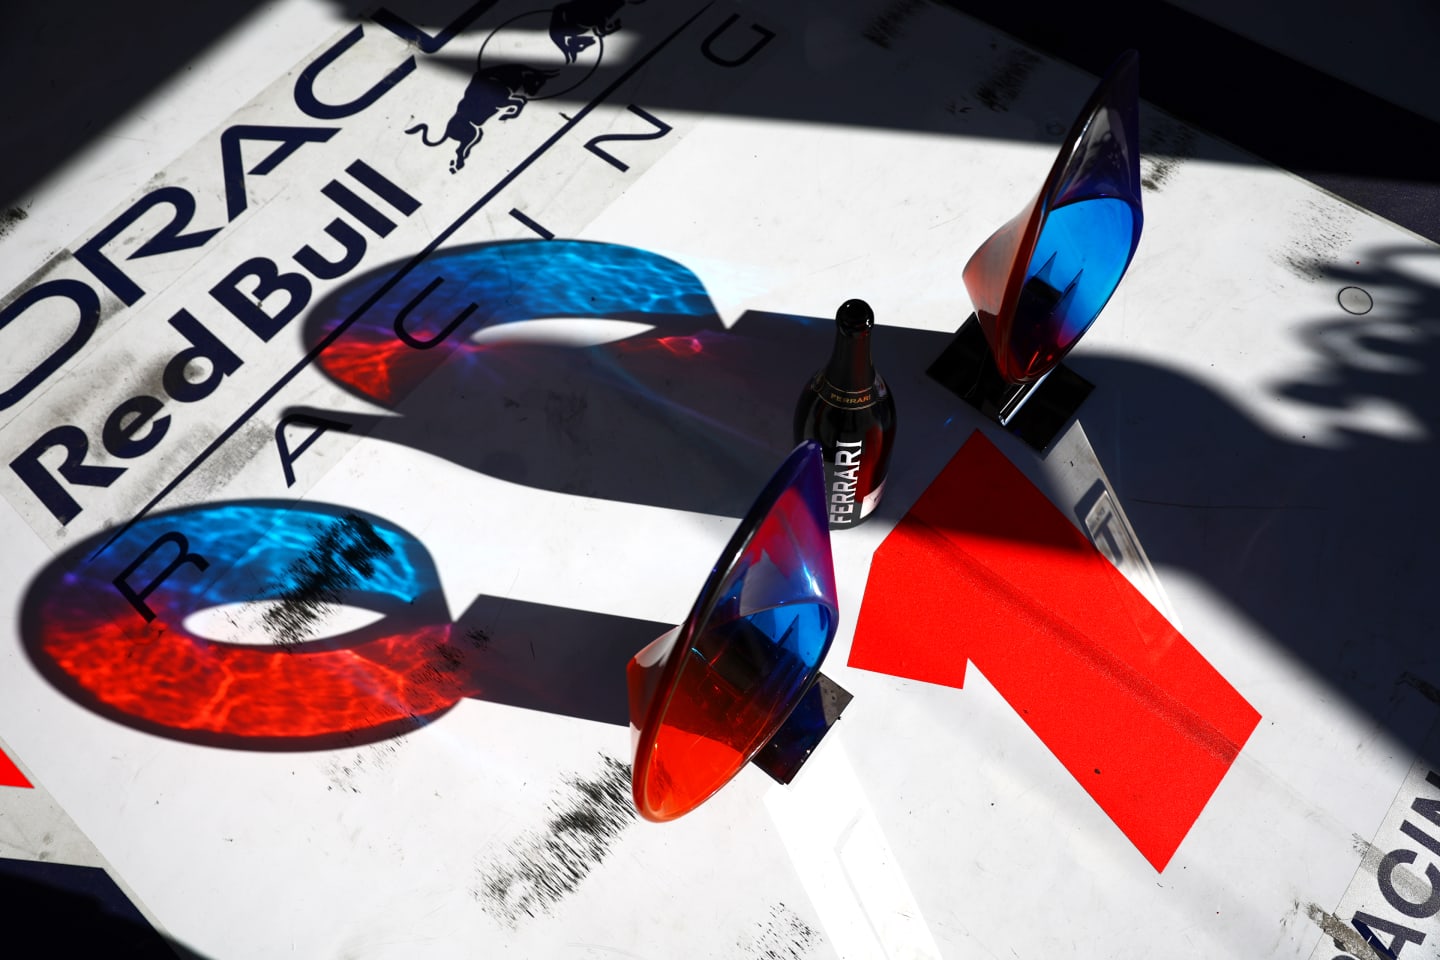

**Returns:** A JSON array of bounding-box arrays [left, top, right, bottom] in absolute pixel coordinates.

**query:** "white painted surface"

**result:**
[[0, 1, 1436, 958]]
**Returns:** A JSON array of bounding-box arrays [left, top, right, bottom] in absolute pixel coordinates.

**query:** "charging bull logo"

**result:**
[[406, 64, 557, 173], [406, 1, 639, 172], [550, 0, 639, 63]]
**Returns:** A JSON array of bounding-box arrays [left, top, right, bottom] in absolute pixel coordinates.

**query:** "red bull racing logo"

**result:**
[[406, 0, 645, 172]]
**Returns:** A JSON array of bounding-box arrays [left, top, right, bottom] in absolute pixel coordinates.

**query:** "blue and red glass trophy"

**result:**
[[929, 50, 1144, 449], [627, 441, 846, 821]]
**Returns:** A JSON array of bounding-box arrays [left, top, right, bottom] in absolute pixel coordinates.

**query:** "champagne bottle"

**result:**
[[793, 299, 897, 529]]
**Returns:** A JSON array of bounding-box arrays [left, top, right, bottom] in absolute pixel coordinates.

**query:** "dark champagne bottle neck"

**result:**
[[818, 298, 877, 403], [824, 327, 875, 390]]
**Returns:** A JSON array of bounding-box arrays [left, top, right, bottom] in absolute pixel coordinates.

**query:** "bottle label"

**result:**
[[859, 478, 885, 520], [828, 439, 865, 526], [815, 374, 875, 409]]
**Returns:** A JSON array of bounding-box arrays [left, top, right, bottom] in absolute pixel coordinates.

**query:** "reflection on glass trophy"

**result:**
[[929, 50, 1144, 450], [627, 441, 849, 821]]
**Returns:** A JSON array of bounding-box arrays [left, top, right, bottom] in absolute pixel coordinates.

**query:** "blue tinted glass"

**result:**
[[967, 51, 1143, 385], [633, 441, 838, 820], [1012, 197, 1140, 374]]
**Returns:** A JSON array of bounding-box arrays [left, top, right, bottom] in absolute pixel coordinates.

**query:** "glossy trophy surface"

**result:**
[[931, 50, 1144, 448], [967, 49, 1143, 384], [628, 441, 840, 821]]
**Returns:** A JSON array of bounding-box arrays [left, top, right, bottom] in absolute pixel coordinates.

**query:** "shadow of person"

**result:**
[[1071, 243, 1440, 757], [0, 860, 210, 959]]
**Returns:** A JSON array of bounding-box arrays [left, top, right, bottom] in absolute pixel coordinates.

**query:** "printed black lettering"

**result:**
[[1378, 849, 1440, 918], [344, 159, 421, 216], [0, 279, 102, 411], [276, 412, 354, 487], [296, 161, 421, 279], [295, 219, 369, 280], [1413, 787, 1440, 831], [583, 105, 673, 173], [210, 257, 313, 341], [509, 209, 554, 239], [74, 187, 220, 306], [701, 14, 776, 67], [112, 531, 210, 623], [393, 276, 477, 350], [1352, 911, 1426, 959], [294, 25, 417, 119], [102, 396, 171, 460], [10, 425, 125, 525], [162, 309, 244, 403], [371, 0, 497, 54], [321, 180, 397, 237], [1401, 820, 1440, 860], [220, 125, 340, 221]]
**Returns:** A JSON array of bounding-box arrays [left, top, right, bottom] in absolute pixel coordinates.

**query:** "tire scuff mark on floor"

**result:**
[[475, 754, 635, 926]]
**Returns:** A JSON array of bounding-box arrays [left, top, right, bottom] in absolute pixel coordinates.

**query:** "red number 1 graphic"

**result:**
[[0, 747, 32, 789], [849, 432, 1260, 871]]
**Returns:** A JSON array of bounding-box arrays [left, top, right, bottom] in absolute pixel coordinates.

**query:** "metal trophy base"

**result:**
[[750, 672, 853, 784], [926, 313, 1094, 451]]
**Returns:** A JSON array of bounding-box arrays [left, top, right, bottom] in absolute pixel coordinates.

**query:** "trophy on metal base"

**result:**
[[929, 50, 1144, 450], [627, 441, 848, 821]]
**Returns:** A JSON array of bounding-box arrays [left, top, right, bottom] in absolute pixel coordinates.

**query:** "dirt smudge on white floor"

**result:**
[[262, 511, 392, 650], [1140, 119, 1196, 193], [1304, 902, 1384, 960], [976, 47, 1040, 113], [1276, 199, 1356, 282], [863, 0, 927, 49], [0, 206, 28, 240], [740, 902, 820, 959], [475, 754, 635, 926]]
